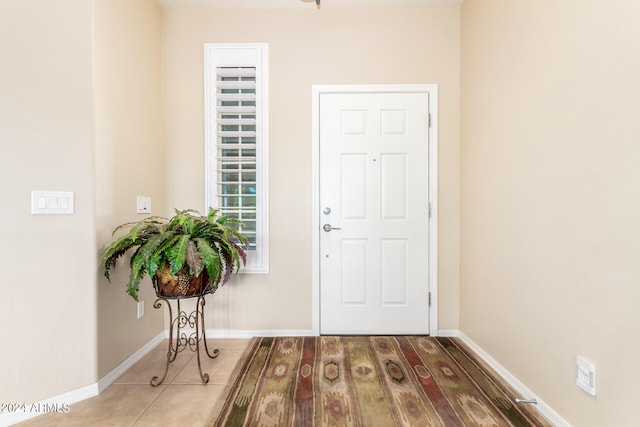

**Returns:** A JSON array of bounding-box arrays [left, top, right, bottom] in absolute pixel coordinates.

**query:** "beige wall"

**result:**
[[162, 5, 461, 331], [0, 0, 97, 402], [0, 0, 165, 406], [460, 0, 640, 425], [93, 0, 165, 378]]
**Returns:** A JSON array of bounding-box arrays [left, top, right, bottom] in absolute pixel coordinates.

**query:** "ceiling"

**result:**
[[157, 0, 463, 10]]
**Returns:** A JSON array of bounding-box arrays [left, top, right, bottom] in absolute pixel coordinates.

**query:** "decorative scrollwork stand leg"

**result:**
[[193, 296, 220, 384], [199, 296, 220, 359], [150, 296, 220, 387], [150, 298, 172, 387]]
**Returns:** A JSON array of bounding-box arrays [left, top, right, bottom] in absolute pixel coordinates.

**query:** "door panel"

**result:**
[[381, 154, 408, 219], [320, 92, 430, 334], [341, 239, 367, 304], [381, 238, 408, 305], [341, 154, 367, 219]]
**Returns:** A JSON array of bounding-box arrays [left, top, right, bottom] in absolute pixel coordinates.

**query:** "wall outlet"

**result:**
[[137, 300, 144, 318], [136, 196, 151, 214], [576, 356, 596, 396]]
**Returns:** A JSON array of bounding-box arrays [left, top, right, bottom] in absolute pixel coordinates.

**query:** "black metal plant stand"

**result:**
[[150, 294, 220, 387]]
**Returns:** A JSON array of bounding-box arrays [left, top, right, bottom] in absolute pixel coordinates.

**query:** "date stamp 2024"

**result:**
[[1, 402, 70, 414]]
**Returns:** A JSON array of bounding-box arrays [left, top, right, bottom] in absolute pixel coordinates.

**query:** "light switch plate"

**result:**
[[31, 191, 74, 215]]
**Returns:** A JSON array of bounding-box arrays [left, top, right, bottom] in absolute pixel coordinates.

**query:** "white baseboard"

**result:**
[[436, 329, 460, 337], [163, 329, 315, 339], [456, 331, 572, 427], [206, 329, 315, 338], [0, 332, 165, 427]]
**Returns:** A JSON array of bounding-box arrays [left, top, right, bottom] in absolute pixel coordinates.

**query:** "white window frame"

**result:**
[[205, 43, 269, 273]]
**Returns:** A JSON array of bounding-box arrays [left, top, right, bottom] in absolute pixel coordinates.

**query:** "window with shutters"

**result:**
[[205, 44, 269, 273]]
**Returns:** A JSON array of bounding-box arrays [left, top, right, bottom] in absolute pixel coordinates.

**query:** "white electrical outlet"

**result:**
[[576, 356, 596, 396], [136, 196, 152, 214], [137, 300, 144, 318]]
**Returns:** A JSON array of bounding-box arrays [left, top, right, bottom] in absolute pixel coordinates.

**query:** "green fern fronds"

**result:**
[[100, 208, 249, 300], [167, 234, 189, 274]]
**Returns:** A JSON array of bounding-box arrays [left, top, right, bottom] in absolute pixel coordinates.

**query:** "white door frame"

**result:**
[[311, 84, 439, 336]]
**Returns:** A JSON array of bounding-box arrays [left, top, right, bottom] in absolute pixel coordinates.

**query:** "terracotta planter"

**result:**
[[153, 266, 213, 298]]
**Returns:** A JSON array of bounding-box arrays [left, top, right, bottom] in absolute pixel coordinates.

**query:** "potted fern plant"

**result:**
[[101, 208, 248, 301]]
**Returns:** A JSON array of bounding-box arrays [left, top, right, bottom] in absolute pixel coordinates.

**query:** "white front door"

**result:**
[[319, 91, 431, 334]]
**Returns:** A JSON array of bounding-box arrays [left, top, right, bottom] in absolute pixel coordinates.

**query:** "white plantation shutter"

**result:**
[[205, 44, 268, 273], [216, 66, 257, 250]]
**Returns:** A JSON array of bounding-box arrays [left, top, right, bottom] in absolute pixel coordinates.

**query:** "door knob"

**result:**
[[323, 223, 341, 232]]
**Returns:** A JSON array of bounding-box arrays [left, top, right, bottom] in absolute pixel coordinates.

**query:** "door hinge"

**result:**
[[428, 292, 432, 306], [428, 113, 432, 128], [428, 202, 432, 219]]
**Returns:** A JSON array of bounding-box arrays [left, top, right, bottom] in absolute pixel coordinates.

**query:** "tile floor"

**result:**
[[16, 338, 251, 427]]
